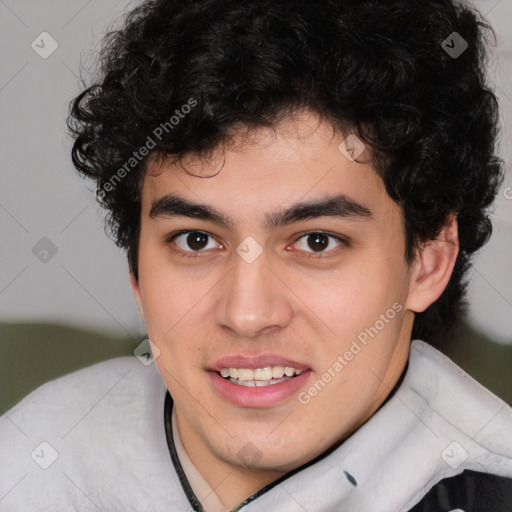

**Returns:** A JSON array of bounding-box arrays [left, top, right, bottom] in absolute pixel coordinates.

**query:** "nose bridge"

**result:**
[[215, 247, 292, 337]]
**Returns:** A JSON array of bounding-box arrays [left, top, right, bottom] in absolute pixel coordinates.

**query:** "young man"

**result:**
[[1, 0, 511, 510]]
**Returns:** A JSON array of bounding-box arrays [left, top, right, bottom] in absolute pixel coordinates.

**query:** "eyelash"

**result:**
[[164, 230, 348, 259]]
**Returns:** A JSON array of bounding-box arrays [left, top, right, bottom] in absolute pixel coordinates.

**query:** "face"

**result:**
[[131, 112, 418, 476]]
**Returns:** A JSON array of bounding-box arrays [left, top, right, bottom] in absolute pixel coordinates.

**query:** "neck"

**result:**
[[175, 412, 284, 509]]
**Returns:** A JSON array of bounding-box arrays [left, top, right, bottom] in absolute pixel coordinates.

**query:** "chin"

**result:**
[[220, 440, 310, 473]]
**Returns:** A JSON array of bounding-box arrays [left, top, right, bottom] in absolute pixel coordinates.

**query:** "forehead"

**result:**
[[140, 113, 398, 226]]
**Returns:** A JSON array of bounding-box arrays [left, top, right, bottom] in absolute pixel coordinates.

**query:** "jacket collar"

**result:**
[[164, 340, 512, 512]]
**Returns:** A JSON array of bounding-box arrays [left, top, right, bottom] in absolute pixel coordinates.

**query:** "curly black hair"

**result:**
[[67, 0, 504, 350]]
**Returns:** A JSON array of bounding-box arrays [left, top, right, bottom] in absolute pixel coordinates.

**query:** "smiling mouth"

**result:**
[[218, 366, 304, 387]]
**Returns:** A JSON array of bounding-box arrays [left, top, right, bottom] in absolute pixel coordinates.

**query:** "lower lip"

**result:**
[[208, 370, 311, 407]]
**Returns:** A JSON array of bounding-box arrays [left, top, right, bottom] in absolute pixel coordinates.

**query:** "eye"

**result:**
[[168, 230, 222, 255], [165, 230, 347, 258], [292, 232, 346, 254]]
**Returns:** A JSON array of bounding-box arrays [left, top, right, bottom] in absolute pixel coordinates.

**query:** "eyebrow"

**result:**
[[149, 193, 372, 230]]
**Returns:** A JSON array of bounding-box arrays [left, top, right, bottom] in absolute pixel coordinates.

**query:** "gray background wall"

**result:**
[[1, 0, 511, 343]]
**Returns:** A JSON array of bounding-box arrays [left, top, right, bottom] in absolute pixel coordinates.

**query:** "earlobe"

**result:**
[[405, 215, 459, 313], [129, 267, 145, 323]]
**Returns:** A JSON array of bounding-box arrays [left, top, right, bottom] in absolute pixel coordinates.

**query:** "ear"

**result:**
[[129, 267, 145, 323], [405, 215, 459, 313]]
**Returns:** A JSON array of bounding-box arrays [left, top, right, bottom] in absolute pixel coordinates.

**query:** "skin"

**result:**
[[130, 111, 459, 509]]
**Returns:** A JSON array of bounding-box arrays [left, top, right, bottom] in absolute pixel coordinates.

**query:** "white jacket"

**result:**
[[1, 339, 511, 511]]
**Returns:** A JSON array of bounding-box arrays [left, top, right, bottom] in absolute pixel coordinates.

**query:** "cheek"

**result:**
[[298, 254, 405, 339], [137, 259, 216, 373], [137, 247, 207, 331]]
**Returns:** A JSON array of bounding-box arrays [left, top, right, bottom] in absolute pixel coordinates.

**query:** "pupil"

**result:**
[[308, 234, 328, 252], [188, 232, 208, 250]]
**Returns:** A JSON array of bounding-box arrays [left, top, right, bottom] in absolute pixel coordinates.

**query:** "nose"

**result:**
[[214, 249, 294, 339]]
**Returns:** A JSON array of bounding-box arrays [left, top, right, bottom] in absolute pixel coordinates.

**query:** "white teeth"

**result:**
[[271, 366, 285, 378], [254, 380, 271, 387], [219, 365, 305, 382], [254, 367, 272, 380], [237, 368, 254, 380], [228, 376, 292, 387]]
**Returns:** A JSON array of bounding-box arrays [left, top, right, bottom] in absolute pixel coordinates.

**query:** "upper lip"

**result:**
[[210, 354, 310, 371]]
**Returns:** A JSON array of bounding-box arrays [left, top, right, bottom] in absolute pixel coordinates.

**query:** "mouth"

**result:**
[[208, 359, 311, 407]]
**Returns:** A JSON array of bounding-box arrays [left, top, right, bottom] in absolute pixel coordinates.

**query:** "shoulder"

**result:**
[[408, 469, 512, 511], [0, 356, 160, 436], [405, 340, 512, 511], [0, 357, 175, 511]]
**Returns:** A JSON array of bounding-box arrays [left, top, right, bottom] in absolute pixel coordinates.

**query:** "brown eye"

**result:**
[[171, 230, 221, 253], [294, 233, 345, 254], [307, 233, 330, 252], [186, 232, 209, 251]]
